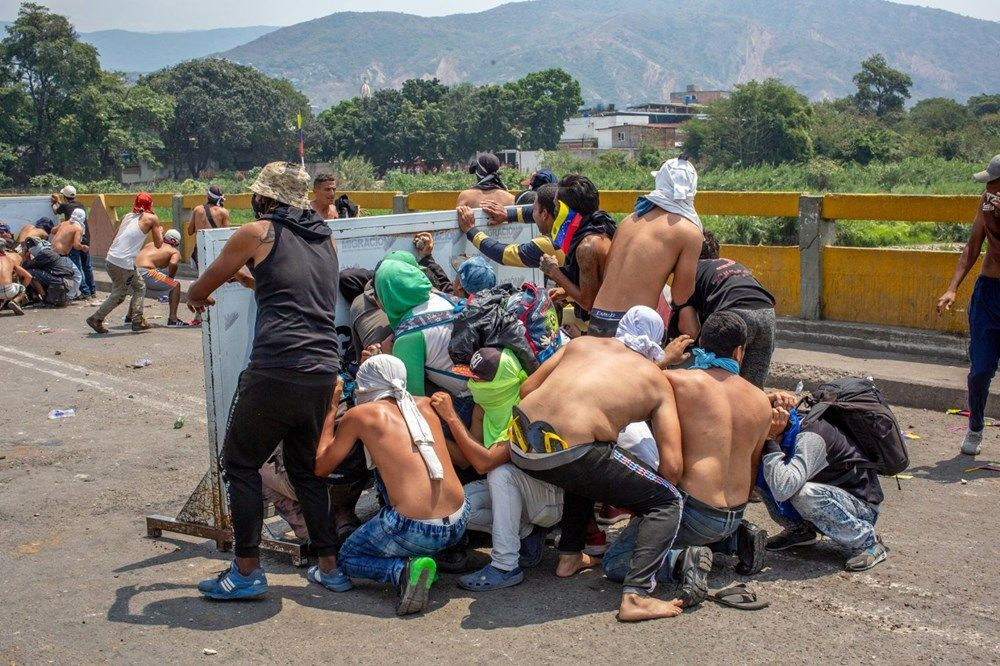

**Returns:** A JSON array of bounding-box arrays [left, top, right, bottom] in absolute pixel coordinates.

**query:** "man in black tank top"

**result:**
[[187, 162, 351, 600]]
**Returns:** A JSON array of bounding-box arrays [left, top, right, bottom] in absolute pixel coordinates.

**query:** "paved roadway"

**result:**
[[1, 302, 998, 663]]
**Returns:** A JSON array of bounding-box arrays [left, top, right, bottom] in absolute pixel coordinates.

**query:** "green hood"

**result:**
[[468, 348, 527, 448], [383, 250, 419, 267], [375, 258, 432, 328]]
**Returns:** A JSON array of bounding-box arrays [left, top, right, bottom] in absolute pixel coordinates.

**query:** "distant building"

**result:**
[[595, 123, 683, 151], [360, 78, 373, 99], [669, 84, 730, 106], [561, 113, 651, 148]]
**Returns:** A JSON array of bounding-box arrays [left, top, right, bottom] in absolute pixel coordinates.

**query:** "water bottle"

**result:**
[[48, 409, 76, 419]]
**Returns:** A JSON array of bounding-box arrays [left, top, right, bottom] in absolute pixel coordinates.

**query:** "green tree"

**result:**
[[0, 2, 101, 178], [141, 59, 310, 178], [509, 69, 583, 150], [967, 94, 1000, 118], [683, 79, 813, 168], [906, 97, 969, 134], [852, 54, 912, 118], [812, 100, 904, 164]]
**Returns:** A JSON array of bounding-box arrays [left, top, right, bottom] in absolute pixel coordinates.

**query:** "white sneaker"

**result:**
[[961, 429, 983, 456]]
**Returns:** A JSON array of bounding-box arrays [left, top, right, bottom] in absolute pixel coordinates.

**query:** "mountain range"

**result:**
[[215, 0, 999, 107], [4, 0, 999, 107]]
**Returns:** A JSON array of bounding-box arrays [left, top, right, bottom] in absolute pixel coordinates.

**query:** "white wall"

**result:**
[[560, 114, 650, 143]]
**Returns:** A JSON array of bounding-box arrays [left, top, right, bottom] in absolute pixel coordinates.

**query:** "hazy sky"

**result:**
[[0, 0, 996, 32]]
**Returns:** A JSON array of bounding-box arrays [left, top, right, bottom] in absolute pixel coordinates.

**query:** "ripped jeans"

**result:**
[[763, 482, 880, 550]]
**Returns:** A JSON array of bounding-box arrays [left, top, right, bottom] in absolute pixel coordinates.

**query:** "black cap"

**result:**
[[452, 347, 503, 381]]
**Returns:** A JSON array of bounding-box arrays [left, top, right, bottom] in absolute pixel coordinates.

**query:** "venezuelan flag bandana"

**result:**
[[550, 201, 584, 255]]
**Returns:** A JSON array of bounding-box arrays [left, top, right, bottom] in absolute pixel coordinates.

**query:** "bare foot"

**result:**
[[616, 593, 684, 622], [555, 552, 598, 578]]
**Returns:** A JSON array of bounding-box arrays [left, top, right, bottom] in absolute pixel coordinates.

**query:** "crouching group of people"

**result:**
[[188, 161, 889, 622]]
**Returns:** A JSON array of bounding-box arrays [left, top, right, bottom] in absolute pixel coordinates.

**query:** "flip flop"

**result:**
[[458, 564, 524, 591], [706, 583, 770, 611]]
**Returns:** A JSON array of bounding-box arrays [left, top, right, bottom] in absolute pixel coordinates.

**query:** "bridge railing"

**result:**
[[62, 189, 980, 334]]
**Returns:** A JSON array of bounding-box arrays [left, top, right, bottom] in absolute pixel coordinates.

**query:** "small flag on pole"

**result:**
[[297, 113, 305, 168]]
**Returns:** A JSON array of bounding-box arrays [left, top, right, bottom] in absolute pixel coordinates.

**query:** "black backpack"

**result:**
[[44, 279, 70, 307], [799, 377, 909, 476]]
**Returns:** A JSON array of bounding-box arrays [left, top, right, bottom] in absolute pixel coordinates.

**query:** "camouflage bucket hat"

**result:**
[[250, 161, 311, 209]]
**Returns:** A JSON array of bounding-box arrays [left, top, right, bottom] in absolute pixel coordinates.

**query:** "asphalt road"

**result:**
[[1, 301, 998, 664]]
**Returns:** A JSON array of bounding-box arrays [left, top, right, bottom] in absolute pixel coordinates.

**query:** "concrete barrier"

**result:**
[[26, 188, 982, 337]]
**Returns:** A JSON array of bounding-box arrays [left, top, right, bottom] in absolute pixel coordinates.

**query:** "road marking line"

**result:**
[[0, 353, 206, 424], [0, 344, 204, 409]]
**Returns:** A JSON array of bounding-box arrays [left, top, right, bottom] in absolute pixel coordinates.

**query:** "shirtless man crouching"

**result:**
[[0, 239, 31, 315], [508, 306, 686, 622], [590, 157, 704, 337], [135, 229, 190, 327], [314, 355, 468, 616], [602, 311, 772, 606]]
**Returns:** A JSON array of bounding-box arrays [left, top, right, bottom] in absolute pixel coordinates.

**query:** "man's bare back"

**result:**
[[346, 398, 465, 520], [593, 208, 703, 313], [50, 222, 86, 256], [17, 226, 47, 244], [457, 188, 515, 209], [664, 368, 771, 508], [187, 205, 230, 235], [518, 337, 683, 481], [135, 243, 178, 270]]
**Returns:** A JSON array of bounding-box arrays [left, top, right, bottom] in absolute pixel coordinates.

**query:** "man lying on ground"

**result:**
[[457, 153, 515, 209], [430, 347, 562, 591], [760, 392, 889, 572], [591, 157, 704, 337], [314, 355, 469, 616], [506, 305, 686, 622], [668, 230, 777, 388], [603, 311, 771, 606], [134, 229, 191, 327], [0, 239, 31, 315]]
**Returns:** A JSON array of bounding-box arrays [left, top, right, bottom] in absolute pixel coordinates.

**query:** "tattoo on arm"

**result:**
[[258, 225, 275, 247]]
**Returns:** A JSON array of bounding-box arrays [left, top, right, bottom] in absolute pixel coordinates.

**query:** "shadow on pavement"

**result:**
[[908, 452, 981, 484]]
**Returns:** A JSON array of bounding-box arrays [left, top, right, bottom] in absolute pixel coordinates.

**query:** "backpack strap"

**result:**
[[394, 295, 466, 338], [204, 204, 218, 229]]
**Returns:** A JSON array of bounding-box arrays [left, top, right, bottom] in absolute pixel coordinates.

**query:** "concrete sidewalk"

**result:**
[[767, 342, 996, 414]]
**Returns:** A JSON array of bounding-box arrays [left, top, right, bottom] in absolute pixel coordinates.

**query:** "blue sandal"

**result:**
[[458, 564, 524, 591]]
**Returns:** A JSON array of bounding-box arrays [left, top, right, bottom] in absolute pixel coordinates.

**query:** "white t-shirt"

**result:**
[[106, 212, 148, 270]]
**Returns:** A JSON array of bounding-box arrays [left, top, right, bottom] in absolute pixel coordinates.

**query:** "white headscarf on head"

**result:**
[[644, 157, 702, 229], [354, 355, 444, 480], [69, 207, 87, 227], [615, 305, 666, 363]]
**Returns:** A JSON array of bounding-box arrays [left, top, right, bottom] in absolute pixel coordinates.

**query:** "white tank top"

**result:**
[[106, 212, 148, 269]]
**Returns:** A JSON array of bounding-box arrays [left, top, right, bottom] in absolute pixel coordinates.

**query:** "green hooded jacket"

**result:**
[[467, 348, 527, 448]]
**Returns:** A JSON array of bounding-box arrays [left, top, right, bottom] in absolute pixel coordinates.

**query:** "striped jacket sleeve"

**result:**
[[464, 225, 565, 269]]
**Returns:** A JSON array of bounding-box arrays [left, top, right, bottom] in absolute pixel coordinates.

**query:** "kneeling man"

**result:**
[[508, 305, 686, 622], [603, 312, 772, 605], [315, 355, 469, 615]]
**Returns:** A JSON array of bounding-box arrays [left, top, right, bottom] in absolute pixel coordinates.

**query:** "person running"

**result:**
[[457, 153, 515, 208], [190, 162, 346, 601], [0, 239, 30, 315], [591, 157, 704, 337], [187, 186, 230, 270], [937, 154, 1000, 456], [315, 355, 468, 616], [603, 311, 772, 606], [669, 230, 777, 388], [507, 306, 686, 622], [134, 229, 190, 327], [86, 193, 164, 333]]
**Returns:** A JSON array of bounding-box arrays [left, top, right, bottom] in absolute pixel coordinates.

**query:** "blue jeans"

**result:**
[[68, 249, 95, 296], [762, 482, 879, 550], [603, 493, 743, 584], [339, 476, 469, 586], [968, 276, 1000, 432]]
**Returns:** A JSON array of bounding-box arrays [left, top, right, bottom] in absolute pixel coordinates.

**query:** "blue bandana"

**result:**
[[756, 409, 803, 522], [690, 348, 740, 374]]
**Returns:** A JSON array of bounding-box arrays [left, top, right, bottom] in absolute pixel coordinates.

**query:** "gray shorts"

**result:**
[[0, 282, 25, 301]]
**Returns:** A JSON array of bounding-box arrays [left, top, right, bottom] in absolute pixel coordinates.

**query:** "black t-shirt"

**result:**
[[55, 201, 88, 244], [693, 258, 774, 315]]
